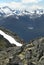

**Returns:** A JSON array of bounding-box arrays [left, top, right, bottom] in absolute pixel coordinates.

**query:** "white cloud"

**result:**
[[29, 5, 44, 10], [0, 1, 43, 11], [26, 5, 44, 12], [8, 2, 27, 10], [0, 2, 26, 10], [8, 2, 21, 9], [22, 0, 42, 3]]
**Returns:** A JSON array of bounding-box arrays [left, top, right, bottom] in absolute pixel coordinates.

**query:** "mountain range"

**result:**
[[0, 6, 44, 42], [0, 6, 44, 17]]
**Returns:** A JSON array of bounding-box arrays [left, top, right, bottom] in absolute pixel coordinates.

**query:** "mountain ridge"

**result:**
[[0, 6, 44, 18]]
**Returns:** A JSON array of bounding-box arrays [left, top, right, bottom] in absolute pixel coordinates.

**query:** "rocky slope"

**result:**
[[0, 27, 44, 65], [7, 37, 44, 65]]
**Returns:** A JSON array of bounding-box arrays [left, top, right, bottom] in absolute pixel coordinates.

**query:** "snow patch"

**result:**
[[0, 30, 22, 46]]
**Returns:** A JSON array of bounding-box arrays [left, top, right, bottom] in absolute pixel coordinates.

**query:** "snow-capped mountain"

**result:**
[[0, 6, 44, 18], [0, 6, 44, 42], [0, 6, 13, 17]]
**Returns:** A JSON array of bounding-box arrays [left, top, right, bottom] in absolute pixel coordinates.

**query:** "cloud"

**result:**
[[8, 2, 27, 10], [0, 2, 27, 10], [29, 5, 44, 10], [22, 0, 42, 3], [0, 1, 43, 11], [8, 2, 21, 9]]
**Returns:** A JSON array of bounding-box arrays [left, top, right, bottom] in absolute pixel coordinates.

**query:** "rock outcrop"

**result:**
[[0, 37, 44, 65]]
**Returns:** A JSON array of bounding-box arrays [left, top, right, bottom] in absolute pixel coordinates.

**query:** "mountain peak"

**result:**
[[0, 6, 44, 18]]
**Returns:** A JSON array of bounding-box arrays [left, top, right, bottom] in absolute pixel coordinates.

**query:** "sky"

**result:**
[[0, 0, 44, 10]]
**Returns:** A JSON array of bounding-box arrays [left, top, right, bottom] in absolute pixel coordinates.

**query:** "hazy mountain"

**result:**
[[0, 6, 44, 42]]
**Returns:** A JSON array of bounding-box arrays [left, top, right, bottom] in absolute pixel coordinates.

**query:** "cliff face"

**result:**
[[0, 27, 44, 65]]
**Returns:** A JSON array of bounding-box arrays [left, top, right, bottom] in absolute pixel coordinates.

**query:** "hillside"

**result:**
[[0, 27, 25, 49], [0, 27, 44, 65]]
